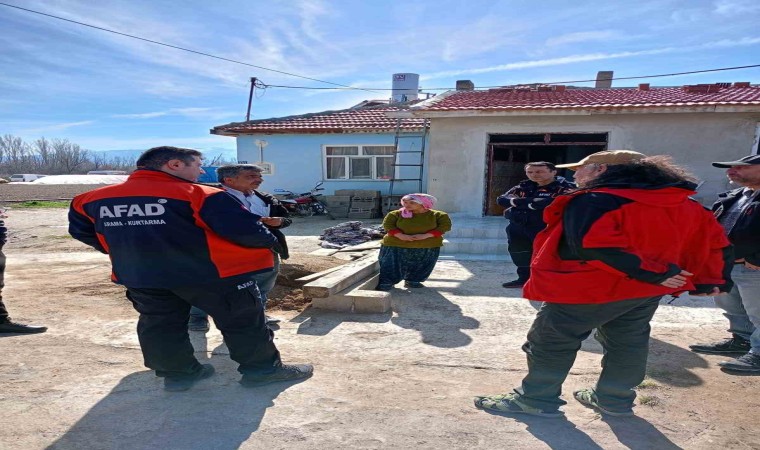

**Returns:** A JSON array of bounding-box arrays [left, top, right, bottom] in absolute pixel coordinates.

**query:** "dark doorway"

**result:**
[[485, 133, 608, 215]]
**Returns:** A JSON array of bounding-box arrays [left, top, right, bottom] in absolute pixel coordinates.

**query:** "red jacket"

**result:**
[[69, 170, 278, 288], [523, 185, 733, 304]]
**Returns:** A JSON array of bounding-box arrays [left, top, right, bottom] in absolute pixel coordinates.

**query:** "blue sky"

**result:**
[[1, 0, 760, 156]]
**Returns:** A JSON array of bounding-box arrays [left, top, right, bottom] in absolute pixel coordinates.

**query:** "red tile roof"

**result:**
[[416, 84, 760, 112], [212, 103, 426, 135]]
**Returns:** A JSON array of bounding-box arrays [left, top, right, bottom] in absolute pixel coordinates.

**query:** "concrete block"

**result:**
[[345, 274, 391, 313], [311, 295, 354, 312], [353, 295, 392, 313]]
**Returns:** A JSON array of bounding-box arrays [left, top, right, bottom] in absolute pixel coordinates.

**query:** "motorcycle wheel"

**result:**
[[296, 204, 315, 217]]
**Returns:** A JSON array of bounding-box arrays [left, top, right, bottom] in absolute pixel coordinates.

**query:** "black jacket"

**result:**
[[497, 176, 575, 230], [0, 219, 6, 248], [713, 187, 760, 266], [252, 190, 292, 260]]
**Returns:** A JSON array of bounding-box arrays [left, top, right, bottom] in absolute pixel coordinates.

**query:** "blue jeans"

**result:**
[[190, 254, 280, 320], [714, 264, 760, 354]]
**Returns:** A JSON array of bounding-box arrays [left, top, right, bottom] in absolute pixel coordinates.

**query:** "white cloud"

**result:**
[[441, 16, 524, 62], [545, 30, 622, 47], [714, 0, 760, 15], [113, 107, 238, 120], [424, 36, 760, 80], [21, 120, 94, 134]]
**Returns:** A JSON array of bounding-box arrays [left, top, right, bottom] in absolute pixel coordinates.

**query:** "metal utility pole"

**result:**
[[246, 77, 257, 121]]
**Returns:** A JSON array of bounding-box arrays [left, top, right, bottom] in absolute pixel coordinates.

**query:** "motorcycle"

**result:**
[[273, 182, 328, 217]]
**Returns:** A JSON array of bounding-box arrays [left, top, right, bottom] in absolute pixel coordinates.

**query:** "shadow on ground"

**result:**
[[291, 285, 479, 348], [479, 410, 681, 450], [48, 335, 303, 450]]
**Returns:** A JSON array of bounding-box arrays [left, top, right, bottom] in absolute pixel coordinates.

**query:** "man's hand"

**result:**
[[260, 217, 283, 227], [660, 270, 692, 289], [745, 261, 760, 271]]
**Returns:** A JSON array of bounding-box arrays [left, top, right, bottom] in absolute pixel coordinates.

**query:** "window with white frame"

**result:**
[[323, 145, 396, 180]]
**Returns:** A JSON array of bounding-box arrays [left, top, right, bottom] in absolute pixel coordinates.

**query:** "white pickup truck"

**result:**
[[9, 174, 47, 182]]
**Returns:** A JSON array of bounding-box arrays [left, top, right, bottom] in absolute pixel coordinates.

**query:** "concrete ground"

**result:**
[[1, 209, 759, 449]]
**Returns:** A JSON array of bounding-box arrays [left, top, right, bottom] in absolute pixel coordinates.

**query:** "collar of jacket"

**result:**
[[128, 168, 199, 184], [718, 186, 749, 200]]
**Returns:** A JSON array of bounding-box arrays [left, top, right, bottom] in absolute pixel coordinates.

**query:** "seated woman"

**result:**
[[376, 194, 452, 291]]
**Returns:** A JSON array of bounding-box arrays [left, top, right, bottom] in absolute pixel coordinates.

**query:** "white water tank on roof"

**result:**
[[391, 73, 419, 103]]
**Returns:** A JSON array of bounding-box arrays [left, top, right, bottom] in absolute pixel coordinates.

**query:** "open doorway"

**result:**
[[485, 133, 608, 215]]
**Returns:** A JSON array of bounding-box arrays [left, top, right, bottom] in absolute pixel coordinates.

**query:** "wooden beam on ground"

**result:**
[[295, 265, 343, 283], [309, 248, 339, 256], [303, 249, 380, 298], [335, 240, 382, 252]]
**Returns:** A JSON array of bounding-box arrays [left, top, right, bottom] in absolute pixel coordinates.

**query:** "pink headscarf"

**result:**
[[399, 193, 437, 218]]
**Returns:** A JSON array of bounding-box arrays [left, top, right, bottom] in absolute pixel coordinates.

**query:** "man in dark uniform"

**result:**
[[0, 208, 47, 334], [69, 146, 312, 391], [690, 154, 760, 374], [498, 162, 575, 288]]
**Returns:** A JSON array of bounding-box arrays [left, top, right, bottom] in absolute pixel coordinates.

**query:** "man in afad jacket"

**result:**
[[475, 150, 733, 418], [497, 162, 575, 288], [690, 154, 760, 374], [69, 146, 312, 391]]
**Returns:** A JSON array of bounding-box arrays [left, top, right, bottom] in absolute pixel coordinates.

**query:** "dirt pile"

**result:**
[[269, 254, 345, 311]]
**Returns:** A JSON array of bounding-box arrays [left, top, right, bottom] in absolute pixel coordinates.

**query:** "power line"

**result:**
[[260, 63, 760, 91], [2, 2, 757, 95], [0, 1, 381, 93]]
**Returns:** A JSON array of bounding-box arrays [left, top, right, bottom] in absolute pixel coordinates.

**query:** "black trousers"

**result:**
[[0, 249, 8, 321], [515, 296, 662, 412], [506, 223, 542, 281], [126, 280, 281, 379]]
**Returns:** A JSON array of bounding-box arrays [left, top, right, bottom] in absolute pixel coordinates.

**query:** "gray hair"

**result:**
[[216, 164, 264, 182]]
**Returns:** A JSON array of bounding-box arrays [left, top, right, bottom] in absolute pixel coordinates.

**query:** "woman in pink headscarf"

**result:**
[[376, 193, 452, 291]]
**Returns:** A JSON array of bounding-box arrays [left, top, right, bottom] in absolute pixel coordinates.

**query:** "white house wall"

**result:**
[[235, 133, 429, 195], [427, 112, 760, 215]]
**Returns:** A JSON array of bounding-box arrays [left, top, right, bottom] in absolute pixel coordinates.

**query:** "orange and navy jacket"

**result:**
[[68, 169, 278, 288], [524, 182, 734, 304]]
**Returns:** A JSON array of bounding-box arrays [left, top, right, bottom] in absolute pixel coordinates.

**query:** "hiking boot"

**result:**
[[501, 279, 526, 289], [404, 281, 424, 288], [164, 364, 215, 392], [0, 319, 47, 334], [265, 315, 281, 325], [240, 363, 314, 388], [718, 353, 760, 373], [473, 392, 564, 418], [573, 388, 634, 417], [188, 317, 210, 332], [689, 335, 750, 355]]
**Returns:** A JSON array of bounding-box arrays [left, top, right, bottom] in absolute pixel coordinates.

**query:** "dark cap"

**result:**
[[712, 154, 760, 168]]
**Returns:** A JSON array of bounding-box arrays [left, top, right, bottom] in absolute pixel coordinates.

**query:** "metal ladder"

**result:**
[[388, 117, 429, 197]]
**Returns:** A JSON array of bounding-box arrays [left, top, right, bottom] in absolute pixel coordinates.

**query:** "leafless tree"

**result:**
[[52, 139, 90, 174], [0, 134, 34, 173], [207, 153, 237, 166], [32, 137, 54, 173]]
